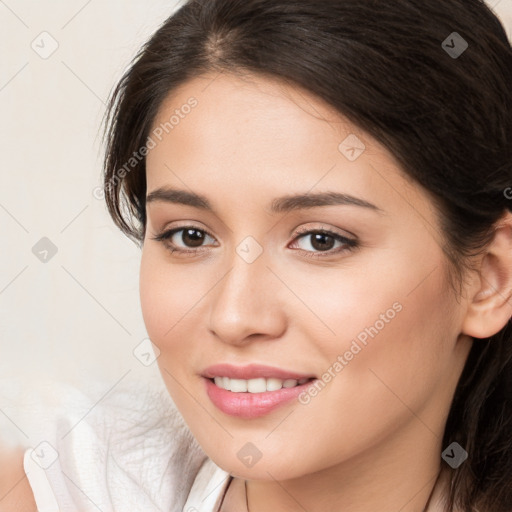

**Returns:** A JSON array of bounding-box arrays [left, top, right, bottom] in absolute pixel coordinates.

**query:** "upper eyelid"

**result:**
[[294, 224, 355, 238]]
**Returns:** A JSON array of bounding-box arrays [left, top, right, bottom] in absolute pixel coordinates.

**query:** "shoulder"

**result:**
[[0, 445, 37, 512]]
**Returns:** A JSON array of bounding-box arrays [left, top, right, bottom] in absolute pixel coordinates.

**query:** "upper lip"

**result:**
[[201, 363, 316, 380]]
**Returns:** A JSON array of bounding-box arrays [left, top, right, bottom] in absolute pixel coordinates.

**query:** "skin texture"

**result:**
[[0, 445, 37, 512], [140, 71, 512, 512]]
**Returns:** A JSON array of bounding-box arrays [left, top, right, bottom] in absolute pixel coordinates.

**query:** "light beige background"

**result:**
[[1, 0, 511, 394]]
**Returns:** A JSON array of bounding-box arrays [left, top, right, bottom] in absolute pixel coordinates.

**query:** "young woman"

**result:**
[[2, 0, 511, 511]]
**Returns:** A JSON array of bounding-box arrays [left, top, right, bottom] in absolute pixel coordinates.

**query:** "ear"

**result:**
[[461, 210, 512, 339]]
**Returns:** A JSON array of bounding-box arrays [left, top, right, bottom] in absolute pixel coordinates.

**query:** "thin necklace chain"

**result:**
[[243, 469, 442, 512]]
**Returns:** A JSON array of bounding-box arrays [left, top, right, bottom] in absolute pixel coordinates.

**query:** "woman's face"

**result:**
[[140, 71, 473, 480]]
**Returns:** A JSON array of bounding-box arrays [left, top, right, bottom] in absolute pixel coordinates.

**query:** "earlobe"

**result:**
[[461, 211, 512, 340]]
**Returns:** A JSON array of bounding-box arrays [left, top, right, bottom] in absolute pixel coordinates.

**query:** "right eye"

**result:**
[[151, 226, 217, 255]]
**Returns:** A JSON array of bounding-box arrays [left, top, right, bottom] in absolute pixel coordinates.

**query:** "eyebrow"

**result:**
[[146, 187, 385, 215]]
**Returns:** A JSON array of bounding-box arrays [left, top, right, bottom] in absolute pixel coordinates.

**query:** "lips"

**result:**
[[201, 363, 316, 380], [204, 377, 317, 418]]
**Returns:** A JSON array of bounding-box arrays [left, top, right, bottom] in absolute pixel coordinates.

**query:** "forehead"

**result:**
[[150, 70, 344, 130], [144, 71, 431, 225], [148, 71, 350, 164], [148, 72, 378, 173]]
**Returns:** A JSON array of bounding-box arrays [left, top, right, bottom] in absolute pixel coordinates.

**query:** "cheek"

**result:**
[[289, 256, 413, 347], [139, 251, 198, 403], [139, 250, 162, 339], [139, 247, 210, 350], [139, 248, 179, 344], [329, 261, 454, 409], [288, 266, 455, 465], [308, 246, 454, 399]]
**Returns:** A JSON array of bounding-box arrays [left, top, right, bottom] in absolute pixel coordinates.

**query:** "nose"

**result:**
[[208, 250, 287, 346]]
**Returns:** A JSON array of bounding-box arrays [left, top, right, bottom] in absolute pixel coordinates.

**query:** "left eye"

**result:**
[[151, 226, 358, 258], [291, 230, 350, 252], [289, 229, 358, 258]]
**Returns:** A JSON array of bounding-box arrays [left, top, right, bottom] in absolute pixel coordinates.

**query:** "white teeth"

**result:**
[[247, 378, 266, 393], [212, 376, 311, 393], [230, 379, 248, 392], [266, 378, 283, 391]]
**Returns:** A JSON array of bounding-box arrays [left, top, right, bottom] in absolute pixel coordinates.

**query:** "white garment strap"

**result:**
[[182, 457, 232, 512], [23, 448, 60, 512]]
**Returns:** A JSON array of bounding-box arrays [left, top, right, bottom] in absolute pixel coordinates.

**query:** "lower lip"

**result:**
[[203, 377, 317, 419]]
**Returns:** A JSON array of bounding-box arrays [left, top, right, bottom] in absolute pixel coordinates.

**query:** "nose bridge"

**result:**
[[208, 239, 285, 344]]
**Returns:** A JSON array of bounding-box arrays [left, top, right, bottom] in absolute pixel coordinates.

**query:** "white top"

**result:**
[[23, 450, 232, 512], [1, 378, 232, 512]]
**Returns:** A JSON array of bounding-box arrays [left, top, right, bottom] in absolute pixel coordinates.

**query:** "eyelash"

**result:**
[[150, 224, 359, 259]]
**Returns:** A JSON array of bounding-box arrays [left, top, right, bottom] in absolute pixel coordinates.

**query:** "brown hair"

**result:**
[[102, 1, 512, 510]]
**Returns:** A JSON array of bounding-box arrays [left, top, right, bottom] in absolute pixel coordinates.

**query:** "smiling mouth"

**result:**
[[207, 376, 316, 393], [203, 375, 319, 419]]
